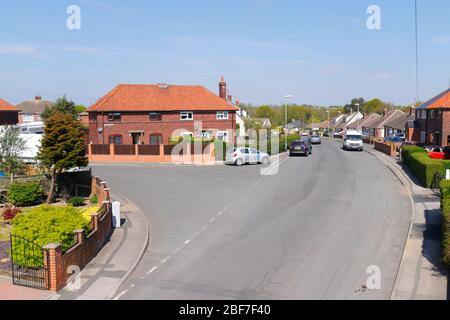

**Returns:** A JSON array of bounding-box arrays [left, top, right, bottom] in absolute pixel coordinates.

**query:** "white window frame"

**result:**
[[420, 131, 426, 143], [180, 112, 193, 121], [216, 111, 229, 120], [22, 114, 34, 122], [217, 131, 229, 143]]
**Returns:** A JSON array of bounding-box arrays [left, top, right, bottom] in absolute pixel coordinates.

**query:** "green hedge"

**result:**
[[441, 180, 450, 265], [7, 182, 43, 207], [401, 146, 450, 188]]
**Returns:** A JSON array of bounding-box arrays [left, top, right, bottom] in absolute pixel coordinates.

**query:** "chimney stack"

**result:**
[[227, 94, 232, 102], [35, 95, 42, 101], [383, 108, 387, 117], [219, 77, 227, 100], [409, 105, 415, 116]]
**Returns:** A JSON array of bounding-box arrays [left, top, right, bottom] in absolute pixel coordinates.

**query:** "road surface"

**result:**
[[92, 139, 412, 300]]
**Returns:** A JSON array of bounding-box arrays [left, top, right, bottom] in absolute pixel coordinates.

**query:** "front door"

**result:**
[[132, 133, 141, 145]]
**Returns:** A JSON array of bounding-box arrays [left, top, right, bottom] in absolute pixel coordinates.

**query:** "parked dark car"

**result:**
[[289, 140, 312, 157], [444, 146, 450, 160]]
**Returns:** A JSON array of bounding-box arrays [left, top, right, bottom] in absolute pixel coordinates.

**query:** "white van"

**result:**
[[343, 130, 364, 151]]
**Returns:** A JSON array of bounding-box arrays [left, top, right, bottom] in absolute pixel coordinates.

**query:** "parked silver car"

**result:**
[[310, 134, 321, 145], [225, 148, 271, 166]]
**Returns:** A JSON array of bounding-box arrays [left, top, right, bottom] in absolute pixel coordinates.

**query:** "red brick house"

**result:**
[[87, 80, 238, 145], [0, 99, 19, 125], [413, 89, 450, 147]]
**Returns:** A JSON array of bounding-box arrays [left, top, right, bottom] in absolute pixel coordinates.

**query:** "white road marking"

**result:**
[[113, 290, 128, 300], [161, 257, 170, 264], [183, 239, 191, 245], [147, 266, 158, 274]]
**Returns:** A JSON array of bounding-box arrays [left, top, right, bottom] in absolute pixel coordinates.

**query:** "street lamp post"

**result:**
[[284, 95, 293, 151], [327, 110, 330, 136]]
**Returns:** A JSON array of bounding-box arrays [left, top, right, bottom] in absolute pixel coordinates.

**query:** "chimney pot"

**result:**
[[35, 95, 42, 101]]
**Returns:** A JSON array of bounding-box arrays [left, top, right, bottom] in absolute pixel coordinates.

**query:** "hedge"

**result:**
[[441, 180, 450, 265], [401, 146, 450, 188]]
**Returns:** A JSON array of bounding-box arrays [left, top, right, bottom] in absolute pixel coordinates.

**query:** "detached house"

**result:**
[[87, 79, 238, 145], [0, 99, 19, 125], [413, 88, 450, 147]]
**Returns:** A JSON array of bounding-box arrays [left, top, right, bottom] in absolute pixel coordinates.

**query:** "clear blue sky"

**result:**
[[1, 0, 449, 107]]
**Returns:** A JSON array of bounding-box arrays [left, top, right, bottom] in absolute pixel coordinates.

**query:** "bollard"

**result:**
[[112, 201, 121, 228]]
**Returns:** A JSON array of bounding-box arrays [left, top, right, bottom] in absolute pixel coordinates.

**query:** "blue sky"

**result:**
[[1, 0, 449, 106]]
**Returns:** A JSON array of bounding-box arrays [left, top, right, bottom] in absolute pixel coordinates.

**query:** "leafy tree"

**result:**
[[38, 112, 88, 204], [0, 126, 26, 183], [41, 95, 78, 121], [74, 105, 87, 114], [255, 105, 275, 120]]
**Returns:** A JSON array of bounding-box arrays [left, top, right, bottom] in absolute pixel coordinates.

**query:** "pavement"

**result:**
[[51, 192, 149, 300], [0, 275, 52, 300], [362, 143, 448, 300], [90, 139, 412, 300]]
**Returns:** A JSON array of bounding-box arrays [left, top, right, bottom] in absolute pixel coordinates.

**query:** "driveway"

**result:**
[[92, 139, 412, 300]]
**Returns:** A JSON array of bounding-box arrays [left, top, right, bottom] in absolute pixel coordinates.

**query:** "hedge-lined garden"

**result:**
[[401, 146, 450, 188], [441, 180, 450, 265]]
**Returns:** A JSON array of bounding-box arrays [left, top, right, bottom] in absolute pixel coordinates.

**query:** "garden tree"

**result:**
[[41, 95, 78, 121], [38, 112, 88, 204], [0, 126, 26, 183]]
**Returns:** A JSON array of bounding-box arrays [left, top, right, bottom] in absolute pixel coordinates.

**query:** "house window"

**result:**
[[149, 112, 162, 121], [420, 110, 427, 119], [22, 114, 34, 122], [201, 130, 211, 139], [216, 111, 229, 120], [180, 112, 193, 121], [108, 113, 121, 122], [429, 110, 435, 119], [217, 131, 229, 143], [437, 110, 442, 119], [109, 135, 123, 145], [150, 134, 163, 145], [448, 135, 450, 145]]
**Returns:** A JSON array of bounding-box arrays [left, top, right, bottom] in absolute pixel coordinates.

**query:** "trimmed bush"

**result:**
[[11, 205, 90, 256], [67, 197, 85, 207], [90, 194, 98, 205], [80, 206, 100, 224], [7, 182, 43, 207], [401, 146, 447, 188], [441, 180, 450, 265]]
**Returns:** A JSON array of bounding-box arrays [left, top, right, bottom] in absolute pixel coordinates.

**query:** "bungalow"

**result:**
[[331, 112, 364, 133], [87, 79, 238, 145], [349, 113, 381, 134], [413, 88, 450, 147], [362, 109, 405, 138], [0, 99, 19, 125], [384, 108, 415, 138]]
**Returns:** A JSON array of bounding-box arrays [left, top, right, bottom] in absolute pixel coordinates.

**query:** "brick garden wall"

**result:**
[[43, 177, 113, 291], [374, 140, 397, 157]]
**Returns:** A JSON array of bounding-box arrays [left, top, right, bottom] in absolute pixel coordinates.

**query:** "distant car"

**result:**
[[225, 148, 271, 166], [322, 131, 330, 137], [289, 140, 312, 157], [311, 134, 321, 145], [343, 130, 363, 151], [385, 136, 402, 143], [444, 146, 450, 160], [394, 133, 406, 141]]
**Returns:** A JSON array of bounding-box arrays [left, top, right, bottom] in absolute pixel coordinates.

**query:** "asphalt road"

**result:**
[[92, 139, 412, 300]]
